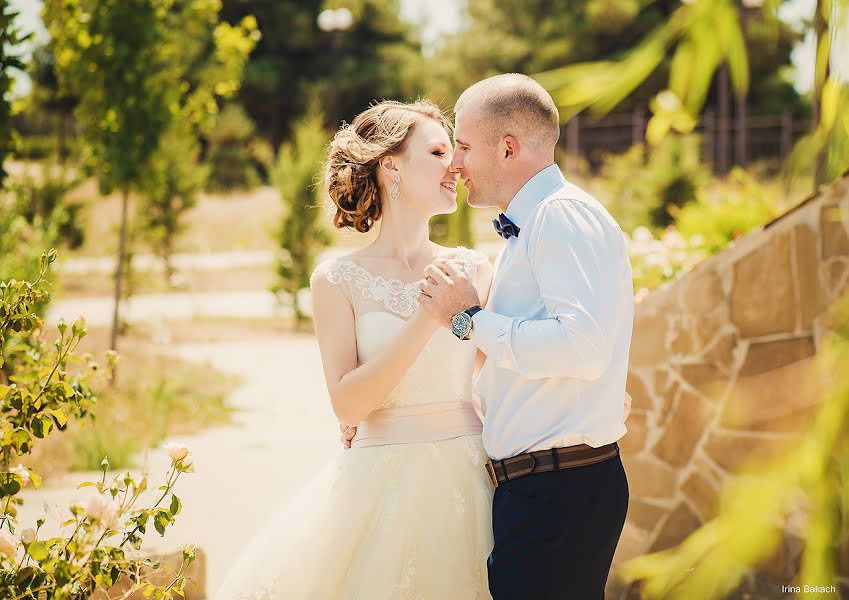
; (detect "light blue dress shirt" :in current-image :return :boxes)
[471,164,633,460]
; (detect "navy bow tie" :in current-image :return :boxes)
[493,213,520,239]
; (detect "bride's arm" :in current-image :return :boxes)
[310,269,440,427]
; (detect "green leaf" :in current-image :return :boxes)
[26,541,49,561]
[170,494,181,516]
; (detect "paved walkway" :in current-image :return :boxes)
[19,334,341,594]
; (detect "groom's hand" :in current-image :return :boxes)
[339,422,356,450]
[416,258,481,327]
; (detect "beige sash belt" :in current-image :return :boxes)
[351,401,483,448]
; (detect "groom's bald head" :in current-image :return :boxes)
[455,74,560,153]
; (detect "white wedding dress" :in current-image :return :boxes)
[214,246,495,600]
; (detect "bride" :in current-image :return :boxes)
[215,99,496,599]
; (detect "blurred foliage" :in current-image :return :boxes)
[16,45,80,165]
[204,103,266,191]
[599,134,711,232]
[0,251,199,597]
[534,0,847,188]
[626,226,706,294]
[10,165,86,251]
[534,0,787,130]
[0,1,29,189]
[621,284,849,598]
[673,168,781,254]
[0,201,55,287]
[43,0,177,196]
[137,127,209,284]
[272,104,334,326]
[430,180,474,248]
[220,0,426,148]
[431,0,801,117]
[787,77,849,188]
[135,1,258,282]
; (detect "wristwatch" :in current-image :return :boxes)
[451,306,482,340]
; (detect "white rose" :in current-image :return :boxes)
[0,529,17,557]
[180,452,197,473]
[11,464,30,487]
[86,494,120,527]
[163,442,191,461]
[20,528,36,544]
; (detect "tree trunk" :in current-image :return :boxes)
[110,186,131,354]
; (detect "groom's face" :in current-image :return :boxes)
[452,107,500,209]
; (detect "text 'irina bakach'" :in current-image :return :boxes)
[781,584,839,594]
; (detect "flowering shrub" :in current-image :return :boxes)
[626,226,707,301]
[1,250,196,599]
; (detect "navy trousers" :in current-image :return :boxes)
[487,453,629,600]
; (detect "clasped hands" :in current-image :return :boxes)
[339,257,479,448]
[337,257,635,448]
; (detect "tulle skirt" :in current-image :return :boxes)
[214,435,495,600]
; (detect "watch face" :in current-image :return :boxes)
[451,312,472,337]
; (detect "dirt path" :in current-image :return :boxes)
[19,332,341,594]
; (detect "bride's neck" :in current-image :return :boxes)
[369,217,435,270]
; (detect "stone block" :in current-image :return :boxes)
[631,308,670,367]
[682,266,725,316]
[738,336,815,377]
[730,232,797,337]
[627,497,669,532]
[720,355,821,433]
[650,388,713,468]
[680,470,720,521]
[678,361,727,402]
[620,411,649,455]
[669,316,698,357]
[700,329,739,375]
[703,431,797,473]
[626,370,653,411]
[649,502,702,552]
[794,224,828,329]
[821,202,849,260]
[827,258,849,299]
[622,454,679,500]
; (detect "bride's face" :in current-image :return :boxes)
[389,117,458,216]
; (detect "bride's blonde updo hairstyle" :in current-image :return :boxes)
[325,100,452,233]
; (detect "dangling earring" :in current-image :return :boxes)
[390,175,401,201]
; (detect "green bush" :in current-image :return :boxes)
[272,104,333,325]
[599,134,711,233]
[203,103,266,191]
[673,168,781,254]
[0,195,56,287]
[10,164,85,250]
[1,251,197,597]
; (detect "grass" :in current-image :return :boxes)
[27,323,240,477]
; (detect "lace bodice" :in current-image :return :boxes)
[311,246,489,409]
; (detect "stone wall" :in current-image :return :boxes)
[612,174,849,598]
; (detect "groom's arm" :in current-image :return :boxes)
[470,197,630,381]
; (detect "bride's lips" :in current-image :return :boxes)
[440,181,457,193]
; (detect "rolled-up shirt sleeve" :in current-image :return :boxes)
[470,197,627,380]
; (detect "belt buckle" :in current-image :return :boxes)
[485,460,499,489]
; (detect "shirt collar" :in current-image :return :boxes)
[504,164,565,229]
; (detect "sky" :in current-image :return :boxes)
[9,0,831,99]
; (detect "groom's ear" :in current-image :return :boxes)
[503,135,520,161]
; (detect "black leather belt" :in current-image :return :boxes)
[485,443,620,488]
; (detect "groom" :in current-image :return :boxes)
[417,74,633,599]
